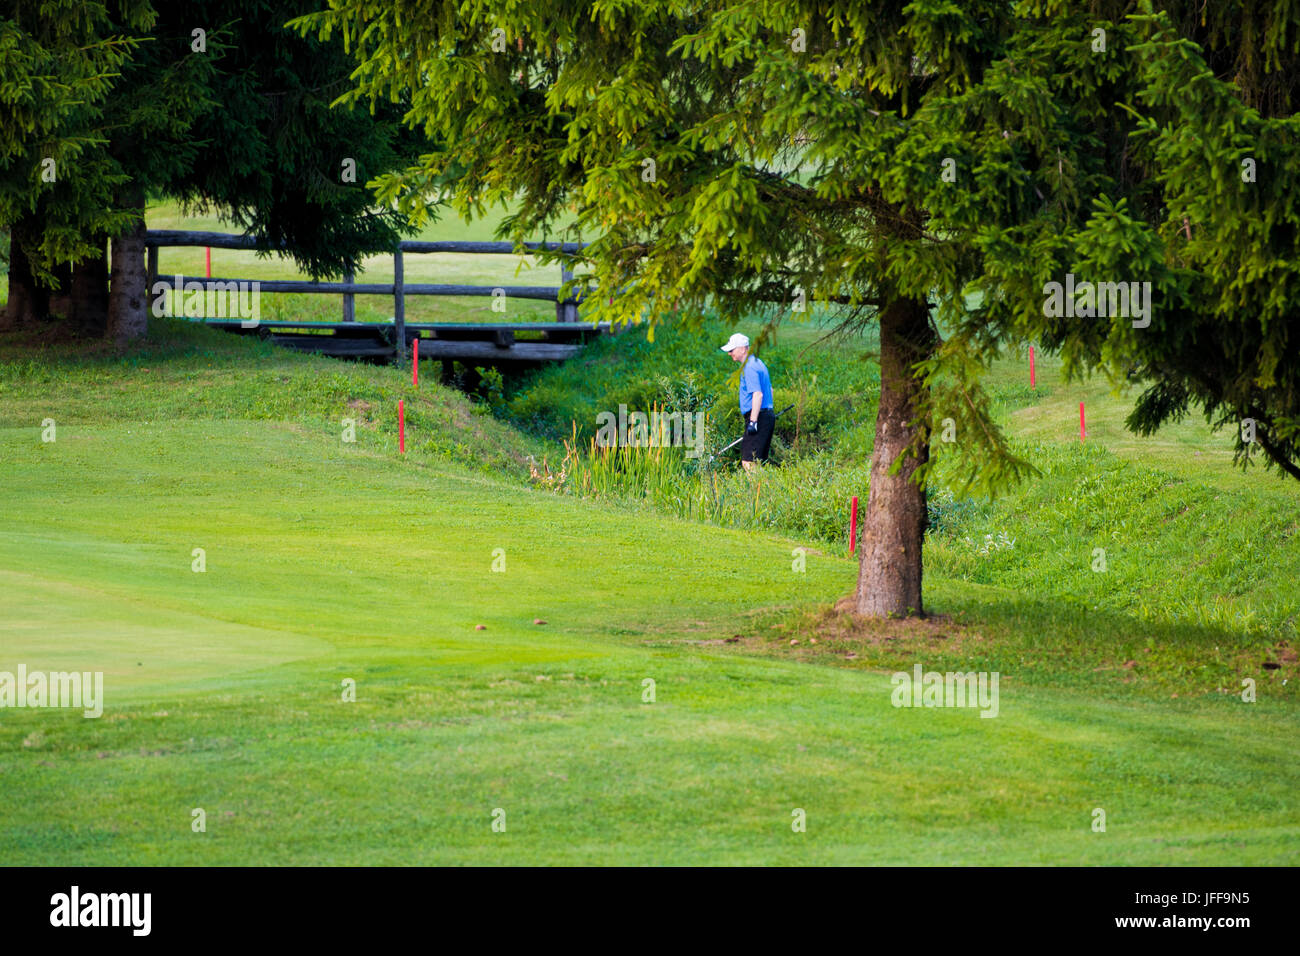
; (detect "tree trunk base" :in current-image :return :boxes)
[4,212,49,330]
[107,198,148,347]
[69,238,110,335]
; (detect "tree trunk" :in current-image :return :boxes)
[854,294,937,618]
[107,197,148,346]
[68,236,110,334]
[47,262,73,319]
[3,212,49,330]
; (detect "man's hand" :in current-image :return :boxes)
[746,420,758,435]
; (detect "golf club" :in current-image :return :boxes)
[716,403,795,456]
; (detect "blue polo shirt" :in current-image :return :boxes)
[739,355,774,415]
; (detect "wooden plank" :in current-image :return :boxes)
[342,267,355,322]
[410,321,608,333]
[182,275,393,295]
[202,322,380,337]
[270,336,394,357]
[200,318,609,333]
[399,240,585,255]
[416,340,581,361]
[393,248,406,363]
[146,230,269,249]
[402,283,563,300]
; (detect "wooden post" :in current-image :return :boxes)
[146,245,159,314]
[393,247,406,363]
[557,266,576,322]
[342,267,355,322]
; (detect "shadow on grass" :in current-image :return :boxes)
[744,586,1297,700]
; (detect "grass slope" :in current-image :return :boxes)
[0,324,1297,864]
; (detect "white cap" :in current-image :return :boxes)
[719,333,749,353]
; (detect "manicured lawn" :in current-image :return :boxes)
[1,326,1296,864]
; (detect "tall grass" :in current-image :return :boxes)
[529,413,872,551]
[512,314,882,547]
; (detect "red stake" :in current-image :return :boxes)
[399,399,406,453]
[1079,401,1086,441]
[1029,346,1036,388]
[412,338,419,388]
[850,496,859,554]
[205,246,211,278]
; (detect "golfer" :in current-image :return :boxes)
[720,332,775,471]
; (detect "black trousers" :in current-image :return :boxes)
[740,407,776,462]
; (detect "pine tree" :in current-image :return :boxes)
[102,0,423,342]
[0,0,149,330]
[304,0,1300,615]
[161,0,423,281]
[3,0,423,342]
[906,1,1300,480]
[299,0,1030,617]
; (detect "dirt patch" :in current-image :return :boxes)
[743,594,983,664]
[641,597,988,668]
[347,399,372,412]
[1263,640,1298,670]
[819,595,973,644]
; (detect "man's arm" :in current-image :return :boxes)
[744,362,762,424]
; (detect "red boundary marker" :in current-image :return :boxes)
[205,246,211,278]
[399,399,406,453]
[1029,346,1036,388]
[1079,401,1086,441]
[850,496,859,554]
[412,338,419,388]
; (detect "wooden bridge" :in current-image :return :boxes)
[145,230,609,368]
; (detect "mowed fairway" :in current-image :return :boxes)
[1,349,1298,864]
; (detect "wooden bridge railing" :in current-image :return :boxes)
[144,230,586,361]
